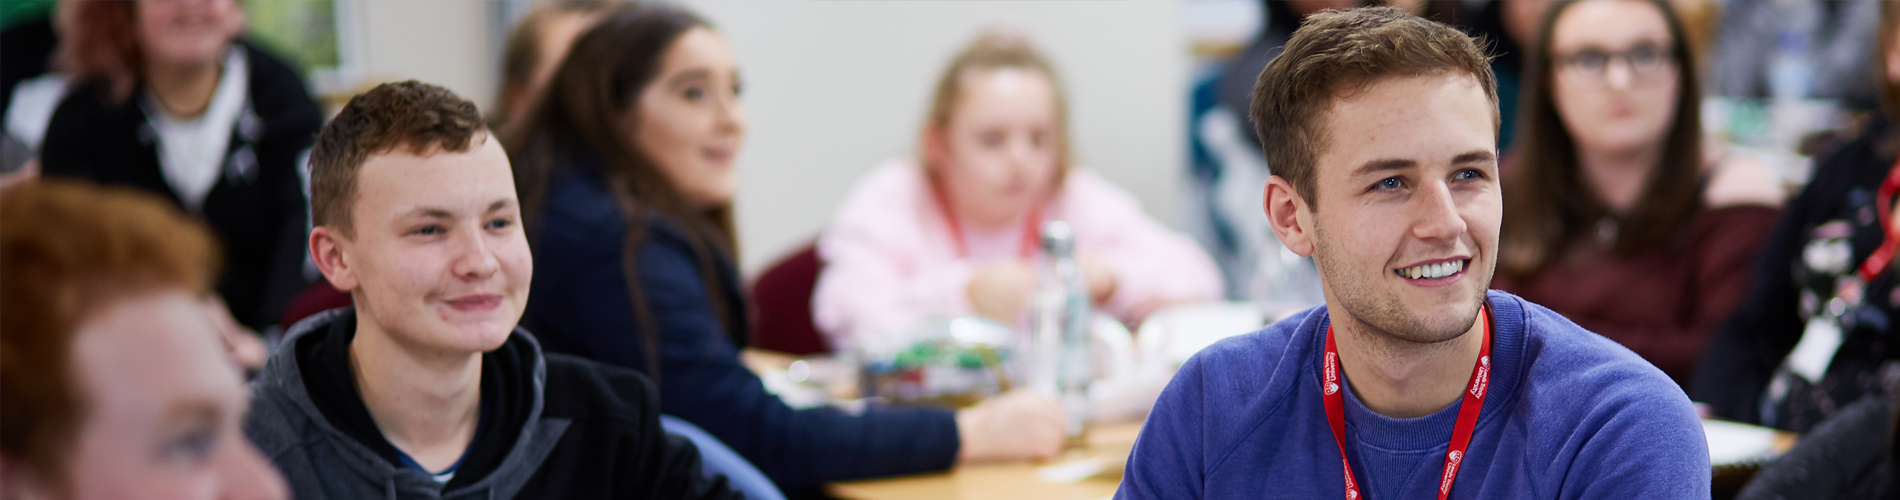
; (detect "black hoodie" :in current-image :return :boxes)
[246,308,741,500]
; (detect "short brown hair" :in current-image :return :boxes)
[1250,6,1498,208]
[310,80,487,237]
[0,181,219,488]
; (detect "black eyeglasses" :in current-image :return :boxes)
[1556,43,1676,85]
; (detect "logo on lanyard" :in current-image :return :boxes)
[1324,305,1492,500]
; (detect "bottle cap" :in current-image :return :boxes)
[1041,220,1075,256]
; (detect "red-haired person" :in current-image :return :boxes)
[0,181,287,500]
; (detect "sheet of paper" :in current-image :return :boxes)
[1785,317,1844,382]
[1703,419,1780,466]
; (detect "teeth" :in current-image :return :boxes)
[1400,260,1463,279]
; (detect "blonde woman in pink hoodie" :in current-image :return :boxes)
[813,31,1222,354]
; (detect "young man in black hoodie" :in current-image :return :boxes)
[244,80,738,499]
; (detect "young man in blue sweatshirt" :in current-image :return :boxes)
[1119,7,1710,500]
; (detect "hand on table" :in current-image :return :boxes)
[967,259,1036,322]
[1077,255,1117,306]
[954,389,1065,463]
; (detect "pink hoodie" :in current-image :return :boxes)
[813,159,1223,353]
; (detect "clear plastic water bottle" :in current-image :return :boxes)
[1030,220,1092,447]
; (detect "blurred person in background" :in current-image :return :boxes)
[247,80,739,500]
[491,0,618,138]
[813,30,1221,354]
[0,180,287,500]
[1491,0,1781,388]
[506,4,1066,496]
[1710,0,1881,110]
[1,0,73,176]
[1694,0,1900,434]
[495,4,785,499]
[37,0,322,348]
[1188,0,1362,302]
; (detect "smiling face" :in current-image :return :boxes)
[630,27,745,209]
[928,67,1063,230]
[1274,73,1500,343]
[135,0,243,69]
[59,290,285,500]
[317,138,532,355]
[1548,0,1680,157]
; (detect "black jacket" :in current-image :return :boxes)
[246,308,740,500]
[1694,117,1900,429]
[523,159,961,491]
[39,40,319,331]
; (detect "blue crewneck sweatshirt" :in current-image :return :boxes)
[1119,290,1709,499]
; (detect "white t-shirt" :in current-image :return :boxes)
[143,47,248,210]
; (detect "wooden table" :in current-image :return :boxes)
[828,422,1141,500]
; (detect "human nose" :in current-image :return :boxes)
[218,441,288,500]
[1410,180,1467,242]
[450,225,501,280]
[1605,57,1634,91]
[715,88,745,138]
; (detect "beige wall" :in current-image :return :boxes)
[348,0,1189,275]
[355,0,495,108]
[688,1,1187,273]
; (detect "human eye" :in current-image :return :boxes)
[485,217,513,231]
[1371,177,1405,191]
[731,80,744,98]
[1454,169,1485,181]
[683,86,706,101]
[160,427,219,465]
[410,224,445,236]
[1570,50,1610,72]
[1627,44,1665,67]
[979,130,1006,148]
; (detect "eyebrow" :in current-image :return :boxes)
[1451,150,1497,166]
[161,399,222,429]
[1351,158,1417,177]
[400,206,455,219]
[665,68,713,88]
[486,199,515,213]
[1350,150,1497,177]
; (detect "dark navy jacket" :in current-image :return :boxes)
[523,159,960,490]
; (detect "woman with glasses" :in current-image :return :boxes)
[1492,0,1782,388]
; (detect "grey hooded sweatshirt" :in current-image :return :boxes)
[245,307,739,500]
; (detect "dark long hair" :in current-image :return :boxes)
[505,3,739,385]
[1500,0,1703,276]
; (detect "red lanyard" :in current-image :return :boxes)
[1322,305,1492,500]
[929,176,1043,259]
[1857,159,1900,283]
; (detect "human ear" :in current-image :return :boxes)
[308,226,360,292]
[1264,176,1316,257]
[921,126,953,174]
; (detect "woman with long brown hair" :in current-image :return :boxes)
[505,3,1064,494]
[1493,0,1781,387]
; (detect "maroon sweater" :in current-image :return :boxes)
[1493,205,1780,387]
